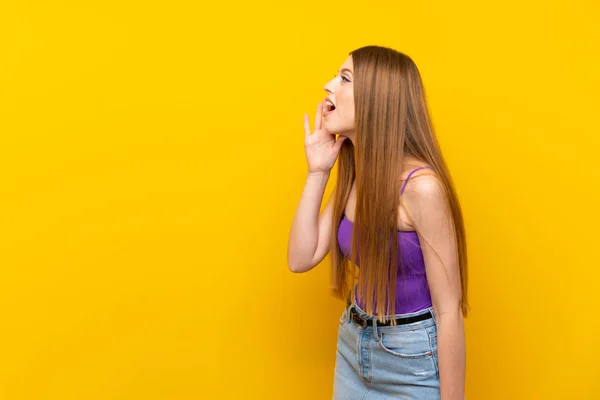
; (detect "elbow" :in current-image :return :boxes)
[288,264,302,273]
[433,303,464,322]
[287,247,308,273]
[287,260,307,273]
[287,255,313,273]
[287,258,298,273]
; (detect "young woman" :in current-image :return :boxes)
[287,45,468,400]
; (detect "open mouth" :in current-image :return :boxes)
[325,99,336,113]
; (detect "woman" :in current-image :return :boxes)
[287,45,468,400]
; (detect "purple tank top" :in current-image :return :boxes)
[337,166,434,315]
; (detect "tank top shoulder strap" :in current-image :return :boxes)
[400,165,434,195]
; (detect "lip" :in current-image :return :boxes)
[323,97,336,116]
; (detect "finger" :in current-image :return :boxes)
[304,114,311,138]
[315,100,323,131]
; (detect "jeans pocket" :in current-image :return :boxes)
[378,327,433,359]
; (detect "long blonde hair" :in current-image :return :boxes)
[329,45,469,321]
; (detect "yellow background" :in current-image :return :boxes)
[1,1,598,399]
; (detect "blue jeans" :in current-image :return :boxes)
[332,300,440,399]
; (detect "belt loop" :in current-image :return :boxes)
[345,296,351,324]
[345,303,351,324]
[429,307,437,325]
[372,316,380,342]
[345,304,350,325]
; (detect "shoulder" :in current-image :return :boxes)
[401,163,437,183]
[401,162,441,194]
[401,169,449,219]
[404,171,444,197]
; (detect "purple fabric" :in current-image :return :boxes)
[337,166,434,315]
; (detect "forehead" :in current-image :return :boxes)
[340,55,353,72]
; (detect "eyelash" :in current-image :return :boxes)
[334,74,351,83]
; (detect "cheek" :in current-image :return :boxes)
[341,99,354,121]
[339,91,354,119]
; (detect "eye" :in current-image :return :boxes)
[333,74,351,83]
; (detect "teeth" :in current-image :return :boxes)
[325,100,335,110]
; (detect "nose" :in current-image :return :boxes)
[324,80,334,95]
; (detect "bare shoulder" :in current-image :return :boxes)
[396,164,444,230]
[400,168,448,221]
[403,170,444,197]
[401,163,437,181]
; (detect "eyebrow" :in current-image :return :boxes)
[339,68,353,75]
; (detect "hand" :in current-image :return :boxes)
[303,100,347,174]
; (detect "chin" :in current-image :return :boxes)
[323,121,340,135]
[328,127,351,138]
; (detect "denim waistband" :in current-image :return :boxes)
[345,298,437,332]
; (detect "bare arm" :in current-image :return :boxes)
[287,171,335,273]
[287,101,346,273]
[407,175,466,400]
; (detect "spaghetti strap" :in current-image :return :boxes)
[400,165,434,195]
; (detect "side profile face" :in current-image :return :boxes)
[323,55,355,138]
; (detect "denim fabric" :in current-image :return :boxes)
[332,300,440,399]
